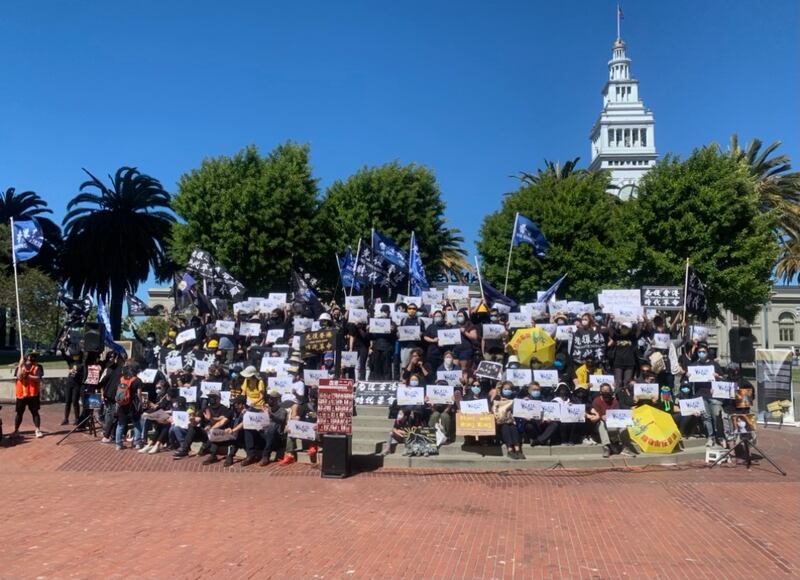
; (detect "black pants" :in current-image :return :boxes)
[180,423,208,453]
[63,378,81,422]
[14,397,41,432]
[357,347,369,381]
[530,421,574,445]
[370,350,392,381]
[498,423,520,447]
[244,424,284,459]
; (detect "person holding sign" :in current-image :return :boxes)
[671,385,701,439]
[608,320,641,388]
[453,308,479,372]
[237,366,266,409]
[397,303,426,369]
[422,309,449,374]
[346,314,370,381]
[242,390,288,467]
[401,349,430,386]
[688,343,724,447]
[493,383,525,460]
[367,305,396,381]
[480,307,508,364]
[281,386,319,464]
[587,383,629,458]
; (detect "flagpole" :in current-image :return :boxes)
[370,227,375,305]
[682,257,690,333]
[474,255,486,305]
[503,212,519,295]
[9,218,25,359]
[350,239,362,296]
[408,231,414,296]
[334,252,343,303]
[616,3,621,40]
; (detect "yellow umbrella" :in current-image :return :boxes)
[507,327,556,366]
[627,405,681,454]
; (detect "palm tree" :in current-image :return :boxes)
[727,135,800,241]
[515,157,585,185]
[62,167,175,339]
[0,187,62,274]
[438,227,473,284]
[775,241,800,282]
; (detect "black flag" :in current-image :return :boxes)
[292,268,325,318]
[685,266,709,322]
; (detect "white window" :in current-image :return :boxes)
[779,313,795,343]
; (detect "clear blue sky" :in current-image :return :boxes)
[1,1,798,274]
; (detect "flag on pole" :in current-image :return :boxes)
[292,268,325,318]
[408,232,429,296]
[618,3,624,19]
[685,266,709,322]
[372,230,408,270]
[481,279,517,309]
[126,293,152,316]
[536,274,567,303]
[338,247,361,292]
[96,295,127,355]
[511,213,549,257]
[12,219,44,262]
[354,244,398,288]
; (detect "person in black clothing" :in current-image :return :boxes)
[608,320,641,388]
[422,310,448,374]
[199,392,236,465]
[99,352,123,443]
[347,318,370,381]
[60,349,85,426]
[222,395,250,467]
[114,361,143,450]
[131,325,159,369]
[241,390,288,467]
[368,305,396,380]
[398,303,426,368]
[401,348,430,385]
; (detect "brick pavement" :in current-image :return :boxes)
[0,403,798,580]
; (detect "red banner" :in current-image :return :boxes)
[317,378,354,435]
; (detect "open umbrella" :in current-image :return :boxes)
[507,326,556,366]
[627,405,681,454]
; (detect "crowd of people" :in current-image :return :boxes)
[6,291,756,463]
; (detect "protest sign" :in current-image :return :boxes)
[345,295,365,309]
[403,295,423,307]
[243,411,270,430]
[540,402,562,422]
[446,285,469,300]
[397,325,421,341]
[348,308,368,324]
[373,302,394,315]
[193,359,210,377]
[513,399,542,420]
[238,322,261,337]
[652,333,671,350]
[233,300,255,315]
[589,375,616,391]
[287,420,317,441]
[303,369,329,387]
[687,365,715,382]
[200,381,223,397]
[641,286,683,310]
[420,316,433,328]
[293,317,313,333]
[445,311,457,325]
[265,329,285,344]
[633,383,659,400]
[142,408,170,423]
[317,379,354,434]
[166,356,183,374]
[539,323,556,336]
[492,303,511,314]
[561,404,586,423]
[396,386,425,406]
[520,303,547,320]
[178,386,196,403]
[391,312,404,325]
[506,368,533,387]
[176,328,196,346]
[436,370,462,385]
[437,328,461,346]
[605,409,634,429]
[85,364,101,386]
[426,384,454,404]
[755,349,795,423]
[369,318,391,334]
[301,329,337,355]
[555,325,575,341]
[260,355,286,373]
[340,350,358,368]
[220,391,231,407]
[455,412,495,436]
[548,300,568,314]
[679,397,705,417]
[354,381,398,406]
[598,289,642,316]
[460,399,489,414]
[171,411,190,429]
[268,292,287,307]
[507,312,530,329]
[215,320,236,335]
[421,290,443,304]
[711,381,736,399]
[475,360,504,381]
[689,325,709,341]
[207,428,236,443]
[533,370,559,387]
[481,324,505,340]
[138,368,158,384]
[267,376,294,394]
[571,329,606,362]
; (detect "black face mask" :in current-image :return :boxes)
[602,393,614,401]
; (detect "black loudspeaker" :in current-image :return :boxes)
[84,322,105,353]
[321,434,351,479]
[729,327,755,363]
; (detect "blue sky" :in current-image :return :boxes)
[1,0,798,281]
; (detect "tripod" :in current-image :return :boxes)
[56,406,100,446]
[708,433,786,476]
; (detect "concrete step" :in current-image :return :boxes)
[352,415,394,428]
[354,405,391,418]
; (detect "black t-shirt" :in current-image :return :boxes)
[611,328,638,368]
[398,316,426,348]
[347,322,370,351]
[205,403,234,426]
[480,323,504,354]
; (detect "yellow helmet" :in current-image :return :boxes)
[207,339,219,349]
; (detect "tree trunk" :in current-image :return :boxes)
[110,285,124,340]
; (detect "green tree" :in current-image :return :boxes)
[775,240,800,282]
[0,265,62,350]
[628,146,779,321]
[126,315,170,343]
[170,143,321,293]
[0,187,62,276]
[62,167,175,339]
[477,166,632,301]
[317,161,463,288]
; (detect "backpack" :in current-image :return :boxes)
[115,376,136,406]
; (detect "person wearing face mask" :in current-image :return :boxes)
[114,361,144,451]
[570,385,596,445]
[398,303,426,370]
[453,308,479,372]
[402,349,430,386]
[689,343,724,447]
[347,312,370,381]
[493,382,525,460]
[587,383,625,458]
[367,304,396,381]
[426,380,454,443]
[99,352,124,444]
[459,378,490,445]
[139,380,175,455]
[131,324,160,370]
[437,351,457,373]
[571,313,606,369]
[521,383,554,447]
[423,310,448,374]
[645,315,681,388]
[607,319,641,389]
[480,308,508,364]
[573,354,603,392]
[59,348,85,426]
[672,382,701,438]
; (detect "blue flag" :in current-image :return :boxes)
[11,219,44,262]
[408,232,429,296]
[372,230,408,270]
[537,274,567,303]
[481,279,517,308]
[96,295,127,356]
[338,248,361,291]
[511,213,549,257]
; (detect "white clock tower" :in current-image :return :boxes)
[589,13,657,200]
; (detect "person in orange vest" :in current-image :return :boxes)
[13,352,44,438]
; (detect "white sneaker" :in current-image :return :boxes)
[35,430,44,438]
[138,444,152,454]
[705,437,714,447]
[148,443,162,454]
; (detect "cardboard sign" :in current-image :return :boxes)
[142,408,170,423]
[633,383,659,400]
[396,386,425,406]
[215,320,236,335]
[513,399,543,420]
[303,369,329,387]
[397,325,421,341]
[238,322,261,337]
[679,397,705,417]
[445,311,457,325]
[520,303,548,320]
[460,399,489,414]
[233,300,255,315]
[301,329,336,355]
[437,328,461,346]
[426,384,454,404]
[548,300,568,314]
[455,412,495,436]
[689,325,709,342]
[243,411,270,430]
[482,324,505,340]
[369,318,391,334]
[540,402,562,422]
[317,378,354,435]
[447,285,469,300]
[345,295,365,309]
[220,391,231,407]
[475,360,503,381]
[589,375,616,391]
[171,411,190,429]
[507,312,530,329]
[138,369,158,384]
[293,318,313,333]
[287,419,317,441]
[166,356,183,374]
[533,370,559,387]
[200,381,223,397]
[265,329,285,344]
[605,409,634,429]
[421,290,443,304]
[260,355,286,373]
[561,404,586,423]
[178,386,197,403]
[354,381,398,406]
[436,370,462,385]
[348,308,368,324]
[711,381,735,399]
[652,333,671,349]
[506,368,533,387]
[193,359,210,377]
[340,351,358,368]
[176,328,197,346]
[207,428,236,443]
[85,364,101,385]
[688,365,715,382]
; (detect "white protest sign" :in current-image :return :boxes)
[506,368,533,387]
[555,325,575,341]
[633,383,659,400]
[254,298,278,314]
[243,411,270,430]
[404,295,423,307]
[265,329,285,344]
[690,325,709,341]
[679,397,705,417]
[711,381,736,399]
[207,428,236,443]
[548,300,569,314]
[482,324,505,340]
[200,381,223,397]
[388,311,403,326]
[193,359,210,377]
[396,386,425,406]
[421,290,443,304]
[445,311,457,325]
[311,321,321,332]
[293,318,313,333]
[426,384,454,404]
[513,399,542,420]
[437,328,461,346]
[233,301,255,315]
[652,333,671,350]
[373,302,394,315]
[605,409,634,429]
[287,419,317,441]
[142,409,170,424]
[238,322,262,337]
[171,411,190,429]
[178,386,197,403]
[345,295,365,309]
[520,303,548,320]
[539,323,556,336]
[268,376,294,395]
[369,318,391,334]
[175,328,196,346]
[166,356,183,374]
[397,325,421,341]
[268,292,287,307]
[348,308,368,324]
[688,365,715,382]
[507,312,530,329]
[540,402,562,422]
[589,375,616,391]
[492,303,511,314]
[460,399,489,414]
[303,369,329,387]
[561,404,586,423]
[436,370,462,385]
[220,391,231,407]
[420,316,433,328]
[447,285,469,300]
[260,356,286,374]
[340,351,358,368]
[533,370,559,387]
[469,297,482,309]
[215,320,236,335]
[138,369,158,384]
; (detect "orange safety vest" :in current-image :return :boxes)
[15,363,42,399]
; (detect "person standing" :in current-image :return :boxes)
[61,349,85,426]
[13,352,44,438]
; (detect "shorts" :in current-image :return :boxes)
[16,396,41,414]
[453,350,474,361]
